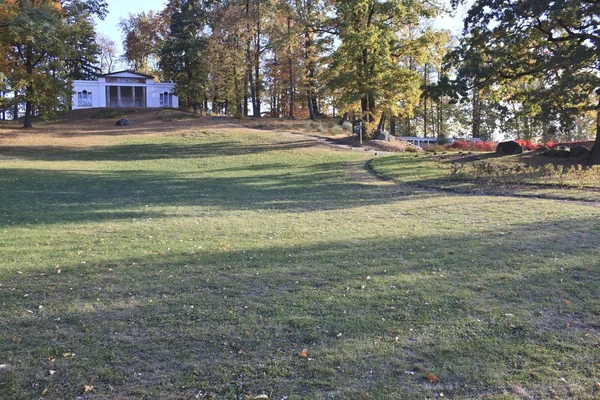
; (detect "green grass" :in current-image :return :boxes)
[1,126,600,399]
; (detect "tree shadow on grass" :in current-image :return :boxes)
[0,162,420,227]
[1,216,599,398]
[0,139,322,162]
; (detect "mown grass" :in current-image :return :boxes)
[1,119,600,399]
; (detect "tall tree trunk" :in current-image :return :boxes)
[23,60,33,130]
[589,97,600,165]
[472,87,481,138]
[23,98,33,128]
[423,63,428,138]
[339,112,348,126]
[246,0,257,118]
[254,0,261,117]
[13,90,19,120]
[377,112,386,132]
[305,30,316,121]
[391,116,396,136]
[287,16,295,120]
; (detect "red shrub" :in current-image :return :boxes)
[448,140,497,152]
[514,139,539,151]
[450,140,470,151]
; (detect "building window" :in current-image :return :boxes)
[77,90,92,107]
[160,92,173,107]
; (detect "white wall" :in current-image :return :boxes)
[72,81,106,110]
[72,79,177,110]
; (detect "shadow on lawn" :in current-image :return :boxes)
[1,217,599,398]
[0,139,321,162]
[0,161,417,227]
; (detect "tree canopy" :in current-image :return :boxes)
[452,0,600,162]
[0,0,107,127]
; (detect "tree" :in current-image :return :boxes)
[97,33,117,73]
[327,0,444,135]
[0,0,106,128]
[160,0,211,112]
[120,10,166,75]
[455,0,600,163]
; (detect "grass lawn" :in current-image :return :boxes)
[1,111,600,399]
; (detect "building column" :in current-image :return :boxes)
[132,86,136,107]
[117,86,121,108]
[106,86,110,107]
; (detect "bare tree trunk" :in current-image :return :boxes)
[377,112,386,132]
[589,97,600,165]
[472,87,481,138]
[305,31,316,121]
[287,16,295,120]
[23,97,33,128]
[254,0,261,117]
[423,63,428,138]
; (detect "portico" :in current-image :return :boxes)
[72,71,178,110]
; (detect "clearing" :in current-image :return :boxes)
[1,109,599,399]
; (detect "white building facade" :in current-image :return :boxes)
[72,71,179,110]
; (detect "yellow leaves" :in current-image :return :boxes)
[426,373,439,383]
[299,348,308,358]
[82,384,94,393]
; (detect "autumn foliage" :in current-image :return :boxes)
[448,140,498,152]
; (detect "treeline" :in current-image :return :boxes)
[113,0,597,145]
[1,0,598,159]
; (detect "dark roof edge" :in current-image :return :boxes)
[98,70,155,79]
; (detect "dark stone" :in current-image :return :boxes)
[496,140,523,155]
[552,145,571,158]
[533,145,552,155]
[116,118,131,126]
[373,131,395,142]
[569,144,591,158]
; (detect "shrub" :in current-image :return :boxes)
[447,140,497,152]
[447,159,600,189]
[514,139,539,151]
[342,121,353,133]
[330,125,343,135]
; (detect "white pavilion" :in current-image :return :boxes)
[72,71,178,110]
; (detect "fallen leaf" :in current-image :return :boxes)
[83,385,94,393]
[300,349,308,358]
[42,388,49,395]
[49,370,56,375]
[426,373,439,383]
[63,352,75,358]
